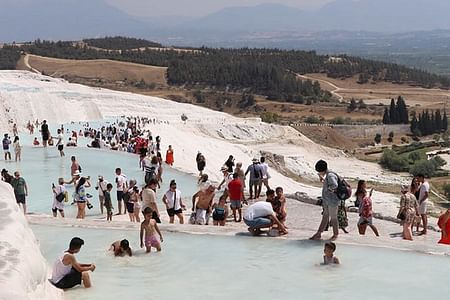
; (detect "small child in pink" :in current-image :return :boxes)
[140,207,163,253]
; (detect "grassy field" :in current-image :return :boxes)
[18,54,168,86]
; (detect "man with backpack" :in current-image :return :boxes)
[3,133,11,161]
[310,160,350,241]
[245,158,263,200]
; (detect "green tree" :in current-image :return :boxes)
[409,160,436,177]
[382,108,390,124]
[380,149,409,172]
[389,98,399,124]
[374,133,382,144]
[387,131,394,143]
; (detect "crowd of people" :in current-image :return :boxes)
[2,119,450,292]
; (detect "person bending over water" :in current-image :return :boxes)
[322,242,340,265]
[140,208,163,253]
[51,237,96,289]
[243,200,287,236]
[110,239,132,257]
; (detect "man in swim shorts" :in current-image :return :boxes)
[192,184,215,225]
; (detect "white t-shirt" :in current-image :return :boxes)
[56,133,64,146]
[141,187,156,211]
[116,174,127,191]
[419,181,430,202]
[244,201,274,221]
[165,189,182,210]
[260,163,270,179]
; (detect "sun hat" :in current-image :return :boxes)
[73,170,82,176]
[220,165,228,171]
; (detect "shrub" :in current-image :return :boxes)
[374,133,382,144]
[380,149,409,172]
[432,155,447,168]
[330,116,345,124]
[442,184,450,200]
[305,115,321,124]
[409,160,436,177]
[408,151,423,162]
[261,112,279,123]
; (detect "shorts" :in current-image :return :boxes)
[195,208,208,225]
[167,207,183,217]
[58,145,64,151]
[250,179,261,186]
[3,149,10,154]
[145,234,160,248]
[358,216,373,226]
[244,217,271,229]
[52,207,64,213]
[117,191,124,202]
[230,200,241,209]
[213,212,225,221]
[419,200,428,215]
[126,202,134,213]
[15,194,26,204]
[54,268,82,289]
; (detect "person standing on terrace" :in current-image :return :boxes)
[11,171,28,214]
[41,120,50,147]
[310,160,340,241]
[416,174,429,235]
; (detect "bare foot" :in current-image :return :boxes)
[309,233,321,240]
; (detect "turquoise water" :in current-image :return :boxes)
[32,225,450,300]
[0,134,198,218]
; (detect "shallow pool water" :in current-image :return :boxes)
[32,225,450,300]
[0,138,198,218]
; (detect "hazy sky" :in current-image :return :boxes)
[104,0,335,17]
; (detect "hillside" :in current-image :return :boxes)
[4,40,449,98]
[17,54,167,86]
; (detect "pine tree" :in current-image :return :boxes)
[442,110,448,132]
[435,110,442,132]
[396,96,409,124]
[383,107,390,124]
[410,113,418,133]
[389,98,399,124]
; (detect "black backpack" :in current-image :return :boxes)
[329,172,352,201]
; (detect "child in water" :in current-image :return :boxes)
[322,242,340,265]
[110,239,132,257]
[140,207,163,253]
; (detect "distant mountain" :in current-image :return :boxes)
[175,0,450,34]
[2,0,450,44]
[0,0,148,42]
[178,4,304,33]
